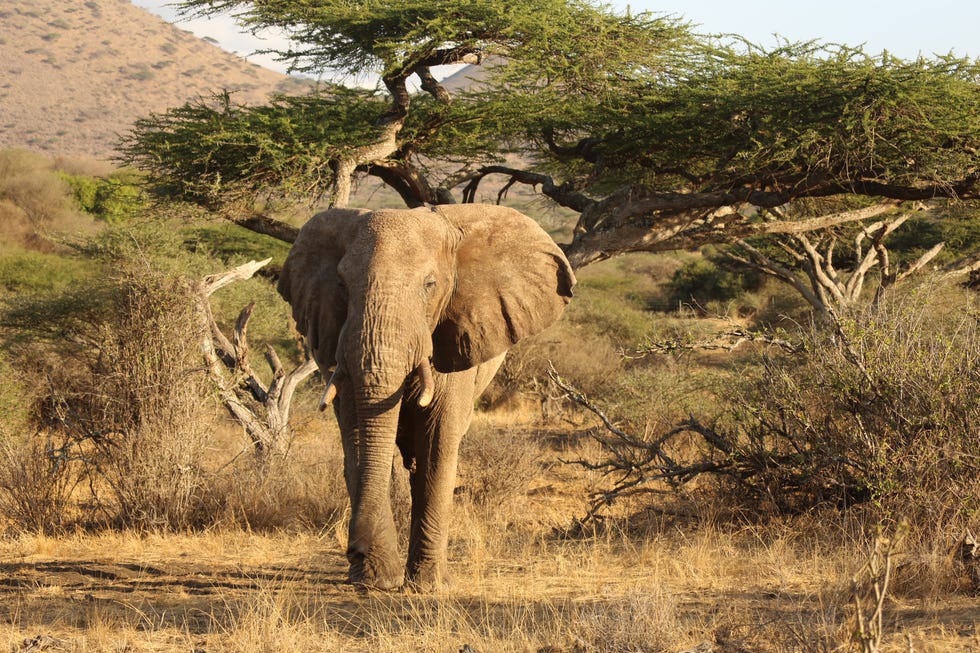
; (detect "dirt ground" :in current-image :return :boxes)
[0,416,977,652]
[0,516,977,651]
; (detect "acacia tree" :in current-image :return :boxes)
[121,4,980,274]
[116,2,980,525]
[470,42,980,267]
[121,0,684,235]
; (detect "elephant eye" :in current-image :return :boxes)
[423,274,437,291]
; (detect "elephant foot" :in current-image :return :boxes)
[405,559,451,591]
[348,551,404,591]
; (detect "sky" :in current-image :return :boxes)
[132,0,980,77]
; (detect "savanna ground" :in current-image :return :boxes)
[1,150,979,652]
[1,409,978,653]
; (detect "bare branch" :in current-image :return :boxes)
[197,259,316,456]
[565,197,900,268]
[202,258,272,297]
[897,242,944,284]
[463,166,594,213]
[730,239,825,312]
[224,212,298,244]
[414,65,452,104]
[547,363,746,524]
[940,252,980,282]
[631,324,806,357]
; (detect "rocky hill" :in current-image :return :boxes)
[0,0,306,161]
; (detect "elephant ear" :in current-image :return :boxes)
[431,205,576,373]
[277,208,367,367]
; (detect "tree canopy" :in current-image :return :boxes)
[120,1,980,270]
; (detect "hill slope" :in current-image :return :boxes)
[0,0,305,160]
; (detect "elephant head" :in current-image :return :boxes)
[278,204,575,589]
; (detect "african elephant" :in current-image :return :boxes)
[277,204,575,590]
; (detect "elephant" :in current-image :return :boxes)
[277,203,575,590]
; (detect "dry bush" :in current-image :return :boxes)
[50,154,116,178]
[458,421,545,512]
[213,453,349,532]
[0,431,76,534]
[490,322,623,412]
[0,149,94,249]
[560,280,980,549]
[15,266,217,530]
[80,268,213,529]
[0,199,34,249]
[737,283,980,526]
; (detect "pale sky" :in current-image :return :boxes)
[132,0,979,77]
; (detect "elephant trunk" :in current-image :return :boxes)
[347,387,404,588]
[342,298,429,588]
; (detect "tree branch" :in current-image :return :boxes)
[222,212,298,244]
[463,165,594,213]
[198,259,317,455]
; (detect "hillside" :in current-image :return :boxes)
[0,0,307,161]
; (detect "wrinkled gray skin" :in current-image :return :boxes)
[278,204,575,590]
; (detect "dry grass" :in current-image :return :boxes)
[0,407,976,652]
[0,514,975,652]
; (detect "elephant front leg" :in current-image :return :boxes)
[404,384,478,589]
[404,358,505,589]
[406,438,459,590]
[339,388,405,590]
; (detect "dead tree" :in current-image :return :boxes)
[548,363,870,527]
[728,207,945,318]
[547,366,737,526]
[198,259,317,456]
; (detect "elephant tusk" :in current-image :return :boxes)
[319,368,340,411]
[415,359,435,407]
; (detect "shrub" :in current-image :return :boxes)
[0,216,320,532]
[5,265,215,530]
[564,281,980,535]
[458,421,544,511]
[78,268,212,529]
[738,285,980,523]
[0,149,87,248]
[666,253,761,309]
[60,171,145,223]
[0,430,76,534]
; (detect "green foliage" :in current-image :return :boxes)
[60,171,145,224]
[0,249,98,294]
[119,89,385,207]
[128,0,980,245]
[62,173,98,213]
[887,204,980,266]
[177,0,680,78]
[541,43,980,198]
[666,254,761,308]
[124,1,687,210]
[565,256,664,347]
[183,223,292,266]
[571,282,980,531]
